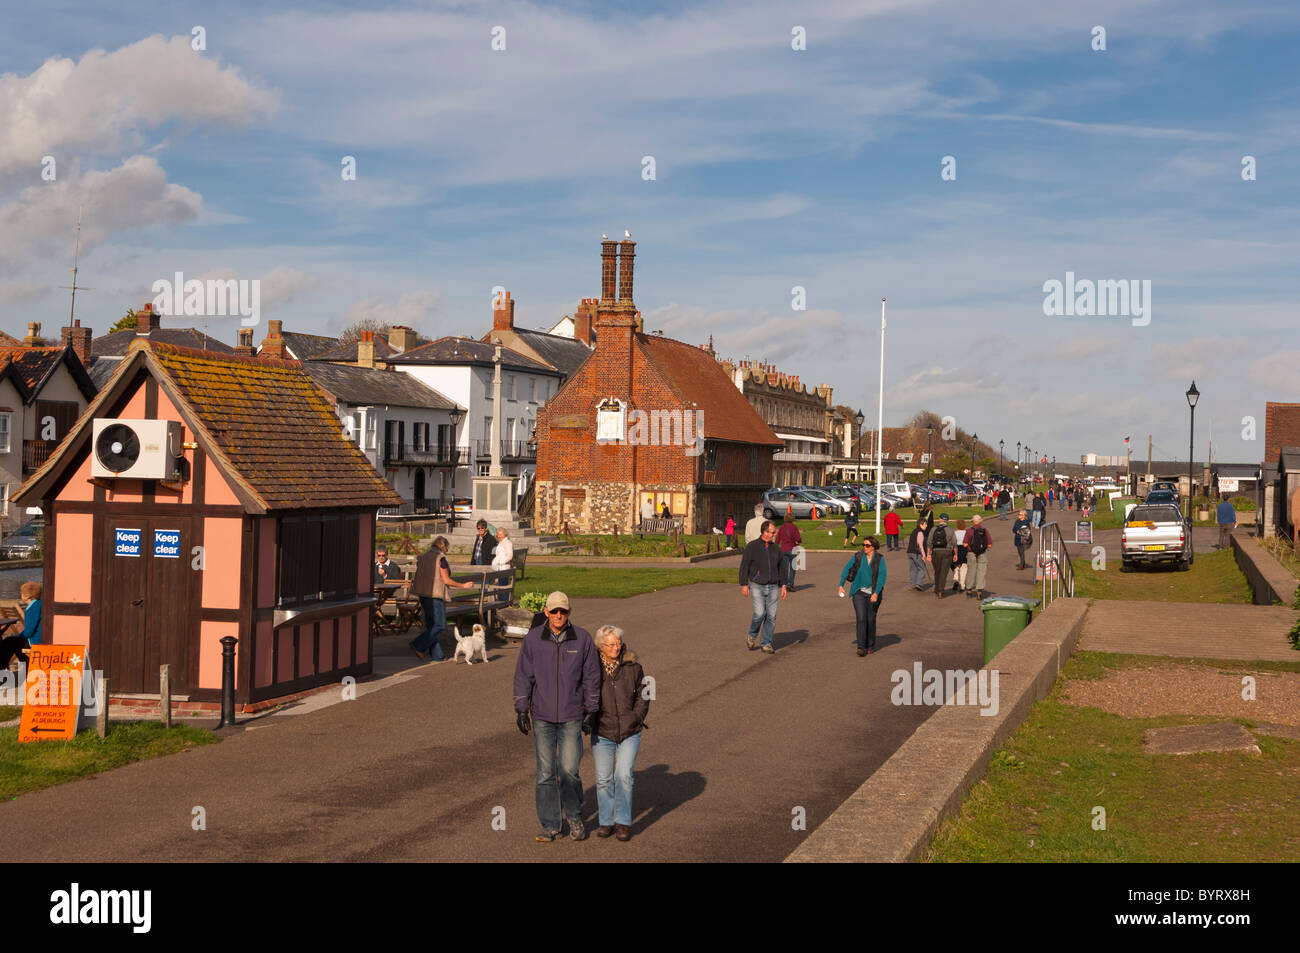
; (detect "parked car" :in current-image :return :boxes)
[924,481,958,502]
[1143,489,1178,505]
[801,488,852,515]
[1121,503,1192,571]
[1,523,42,558]
[441,498,473,521]
[763,488,833,519]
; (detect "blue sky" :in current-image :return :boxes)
[2,0,1297,466]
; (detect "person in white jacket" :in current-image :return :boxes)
[491,527,515,571]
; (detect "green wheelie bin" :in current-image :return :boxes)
[980,595,1040,664]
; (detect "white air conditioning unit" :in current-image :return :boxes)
[90,419,184,480]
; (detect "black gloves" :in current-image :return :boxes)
[516,711,531,735]
[582,712,598,736]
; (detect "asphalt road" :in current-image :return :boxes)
[1,536,1040,863]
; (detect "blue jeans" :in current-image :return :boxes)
[533,719,584,833]
[851,590,880,651]
[1031,510,1041,528]
[748,582,780,647]
[781,551,796,587]
[410,597,445,660]
[999,503,1010,520]
[593,733,642,826]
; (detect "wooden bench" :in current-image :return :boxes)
[446,569,517,632]
[638,517,685,537]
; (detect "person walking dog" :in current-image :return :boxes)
[839,537,887,656]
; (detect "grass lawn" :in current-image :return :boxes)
[925,652,1300,861]
[0,705,20,722]
[1046,547,1253,604]
[514,565,735,599]
[1,721,218,800]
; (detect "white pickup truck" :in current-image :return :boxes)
[1120,502,1193,571]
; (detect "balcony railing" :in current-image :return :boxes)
[382,444,468,467]
[23,440,51,474]
[474,439,536,461]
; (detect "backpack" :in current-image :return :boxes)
[930,525,949,549]
[969,527,989,554]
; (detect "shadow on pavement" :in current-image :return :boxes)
[773,629,810,650]
[578,762,707,834]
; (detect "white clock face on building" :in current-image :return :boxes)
[596,400,625,442]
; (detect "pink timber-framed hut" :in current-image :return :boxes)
[14,339,403,712]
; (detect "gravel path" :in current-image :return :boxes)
[1063,665,1300,724]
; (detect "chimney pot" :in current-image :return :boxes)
[617,238,636,303]
[493,290,516,332]
[600,239,618,300]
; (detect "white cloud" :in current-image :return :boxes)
[645,302,848,366]
[0,34,278,175]
[0,156,201,270]
[1246,351,1300,396]
[1152,336,1250,380]
[335,291,442,333]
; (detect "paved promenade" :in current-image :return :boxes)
[0,542,1042,863]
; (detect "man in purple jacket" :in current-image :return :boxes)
[513,590,602,842]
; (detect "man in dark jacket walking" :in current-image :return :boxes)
[513,591,601,842]
[739,521,787,654]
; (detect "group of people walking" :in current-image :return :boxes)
[905,513,995,599]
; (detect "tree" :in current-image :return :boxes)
[339,320,431,346]
[938,449,973,474]
[109,308,140,334]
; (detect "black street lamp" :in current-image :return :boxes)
[970,432,978,477]
[855,408,865,479]
[1016,441,1021,477]
[1187,381,1199,541]
[999,439,1004,477]
[927,425,934,477]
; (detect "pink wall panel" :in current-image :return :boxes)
[203,467,241,507]
[52,615,90,650]
[276,628,295,683]
[338,615,353,668]
[200,518,242,609]
[256,517,277,608]
[61,454,95,502]
[254,621,273,688]
[318,623,333,672]
[354,610,369,664]
[298,626,315,677]
[54,513,93,603]
[198,621,239,690]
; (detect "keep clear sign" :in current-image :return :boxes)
[18,646,92,742]
[115,527,142,556]
[154,529,181,558]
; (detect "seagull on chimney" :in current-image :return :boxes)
[624,230,631,239]
[602,234,607,240]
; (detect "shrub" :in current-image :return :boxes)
[519,591,547,612]
[1229,495,1256,511]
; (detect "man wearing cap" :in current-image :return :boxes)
[512,591,601,843]
[929,513,955,599]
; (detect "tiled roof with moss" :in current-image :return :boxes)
[147,342,402,510]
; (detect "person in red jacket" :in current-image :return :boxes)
[776,513,802,588]
[883,509,902,551]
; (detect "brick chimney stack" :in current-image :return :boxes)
[492,291,515,332]
[136,303,160,335]
[259,319,285,359]
[357,330,375,369]
[234,327,256,356]
[600,238,618,301]
[61,320,92,365]
[23,321,43,347]
[617,236,636,304]
[574,298,596,346]
[389,325,417,352]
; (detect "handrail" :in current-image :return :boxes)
[1036,521,1075,609]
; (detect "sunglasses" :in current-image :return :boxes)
[547,607,569,615]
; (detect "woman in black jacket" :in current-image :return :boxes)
[591,625,650,841]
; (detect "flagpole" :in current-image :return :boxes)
[875,297,885,535]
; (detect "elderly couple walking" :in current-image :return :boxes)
[513,592,650,843]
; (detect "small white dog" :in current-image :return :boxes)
[453,623,488,665]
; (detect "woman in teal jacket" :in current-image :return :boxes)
[838,536,886,656]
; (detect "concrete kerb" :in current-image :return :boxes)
[785,598,1090,863]
[1229,530,1297,606]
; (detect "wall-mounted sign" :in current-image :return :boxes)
[18,646,89,742]
[595,399,626,443]
[551,414,589,429]
[114,527,142,557]
[1219,478,1240,493]
[154,529,181,558]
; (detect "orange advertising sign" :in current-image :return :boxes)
[17,645,89,743]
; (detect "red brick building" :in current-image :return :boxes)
[535,238,783,534]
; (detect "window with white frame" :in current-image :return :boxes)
[0,483,7,517]
[364,412,377,450]
[0,412,10,453]
[507,375,516,400]
[528,378,536,401]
